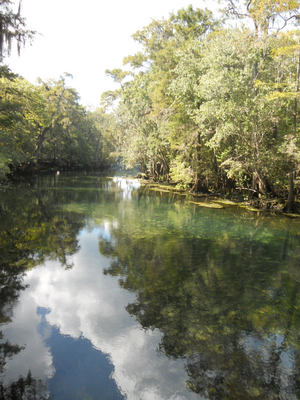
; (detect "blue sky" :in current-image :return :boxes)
[7,0,219,107]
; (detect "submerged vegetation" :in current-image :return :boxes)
[2,0,300,213]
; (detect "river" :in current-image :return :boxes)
[0,172,300,399]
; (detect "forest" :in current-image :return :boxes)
[1,0,300,211]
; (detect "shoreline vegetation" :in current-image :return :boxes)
[2,2,300,215]
[133,174,300,217]
[2,165,300,217]
[3,166,300,219]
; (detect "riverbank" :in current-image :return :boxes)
[2,169,299,217]
[134,179,300,217]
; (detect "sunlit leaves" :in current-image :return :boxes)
[219,0,300,33]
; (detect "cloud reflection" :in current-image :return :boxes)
[1,228,199,399]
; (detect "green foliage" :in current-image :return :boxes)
[87,108,116,167]
[0,71,116,176]
[0,68,48,174]
[99,2,300,203]
[169,5,220,40]
[106,5,218,181]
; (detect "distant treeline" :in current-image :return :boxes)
[0,69,115,177]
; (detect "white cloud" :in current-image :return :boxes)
[0,291,55,384]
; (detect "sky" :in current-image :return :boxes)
[6,0,219,107]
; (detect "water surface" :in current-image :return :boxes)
[0,173,300,399]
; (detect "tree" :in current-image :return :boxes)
[219,0,300,34]
[107,6,219,180]
[170,28,295,196]
[33,74,95,169]
[0,0,35,178]
[87,107,116,169]
[270,31,300,211]
[0,0,35,60]
[0,73,48,176]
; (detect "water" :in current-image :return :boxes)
[0,173,300,399]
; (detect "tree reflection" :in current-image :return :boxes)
[100,216,300,399]
[0,174,89,394]
[0,178,84,272]
[0,371,48,400]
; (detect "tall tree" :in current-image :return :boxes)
[0,74,48,176]
[265,31,300,210]
[0,0,35,178]
[108,6,219,180]
[170,28,287,194]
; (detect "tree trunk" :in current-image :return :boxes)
[254,60,258,97]
[141,162,147,173]
[191,132,201,192]
[252,169,267,197]
[94,136,101,164]
[286,170,295,212]
[287,50,300,211]
[34,127,50,161]
[294,50,300,135]
[191,132,206,192]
